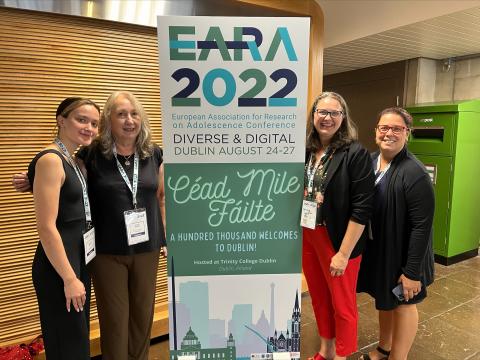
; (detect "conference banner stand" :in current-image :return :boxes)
[157,16,310,360]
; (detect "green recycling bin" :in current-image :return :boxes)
[407,100,480,265]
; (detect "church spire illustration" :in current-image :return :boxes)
[267,290,301,353]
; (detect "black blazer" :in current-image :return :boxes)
[307,141,375,258]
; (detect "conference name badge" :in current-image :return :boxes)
[300,200,317,229]
[83,227,96,265]
[124,208,150,246]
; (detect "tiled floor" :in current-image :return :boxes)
[148,256,480,360]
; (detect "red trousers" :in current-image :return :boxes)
[302,226,361,357]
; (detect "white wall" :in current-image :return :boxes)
[406,56,480,105]
[317,0,480,48]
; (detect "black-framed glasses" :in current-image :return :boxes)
[376,125,409,135]
[314,109,344,119]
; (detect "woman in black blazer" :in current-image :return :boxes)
[358,107,434,360]
[302,92,374,360]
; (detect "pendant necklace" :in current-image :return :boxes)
[123,154,133,166]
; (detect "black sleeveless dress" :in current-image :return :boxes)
[28,149,91,359]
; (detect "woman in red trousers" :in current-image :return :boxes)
[302,92,374,360]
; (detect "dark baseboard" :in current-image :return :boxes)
[434,248,479,266]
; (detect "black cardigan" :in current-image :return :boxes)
[375,147,434,282]
[357,147,435,309]
[307,141,375,258]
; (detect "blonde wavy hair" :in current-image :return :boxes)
[98,91,153,159]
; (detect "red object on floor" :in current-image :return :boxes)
[307,352,328,360]
[0,336,43,360]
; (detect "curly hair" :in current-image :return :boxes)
[306,91,358,152]
[97,91,153,159]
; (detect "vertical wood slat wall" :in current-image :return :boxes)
[0,7,166,346]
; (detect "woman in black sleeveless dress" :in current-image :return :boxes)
[27,98,100,359]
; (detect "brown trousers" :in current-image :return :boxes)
[90,250,160,360]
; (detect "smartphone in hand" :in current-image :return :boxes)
[392,283,404,301]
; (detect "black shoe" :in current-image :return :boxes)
[360,346,390,360]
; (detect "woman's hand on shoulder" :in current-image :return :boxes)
[12,171,31,192]
[63,277,86,312]
[160,246,168,258]
[399,273,422,301]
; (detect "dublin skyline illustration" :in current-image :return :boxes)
[169,257,301,359]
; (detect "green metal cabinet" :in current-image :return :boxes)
[407,100,480,265]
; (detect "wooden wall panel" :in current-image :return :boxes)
[0,7,167,347]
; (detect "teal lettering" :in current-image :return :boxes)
[199,27,231,61]
[169,26,196,60]
[265,27,297,61]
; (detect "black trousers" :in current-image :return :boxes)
[33,249,91,360]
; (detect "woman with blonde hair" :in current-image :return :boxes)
[77,91,167,360]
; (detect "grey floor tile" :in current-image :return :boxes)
[416,317,478,359]
[403,342,447,360]
[462,256,480,270]
[446,268,480,289]
[438,301,480,335]
[417,290,463,319]
[357,302,379,326]
[466,351,480,360]
[356,292,374,307]
[427,276,478,304]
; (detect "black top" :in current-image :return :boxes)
[77,143,166,255]
[28,149,87,276]
[357,147,435,310]
[306,141,375,258]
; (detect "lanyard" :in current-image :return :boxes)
[112,144,139,209]
[306,148,331,196]
[54,138,92,228]
[375,155,391,186]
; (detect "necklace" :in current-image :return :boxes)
[123,154,133,166]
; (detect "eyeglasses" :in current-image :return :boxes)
[376,125,409,135]
[314,109,344,119]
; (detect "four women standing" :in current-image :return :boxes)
[20,92,434,359]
